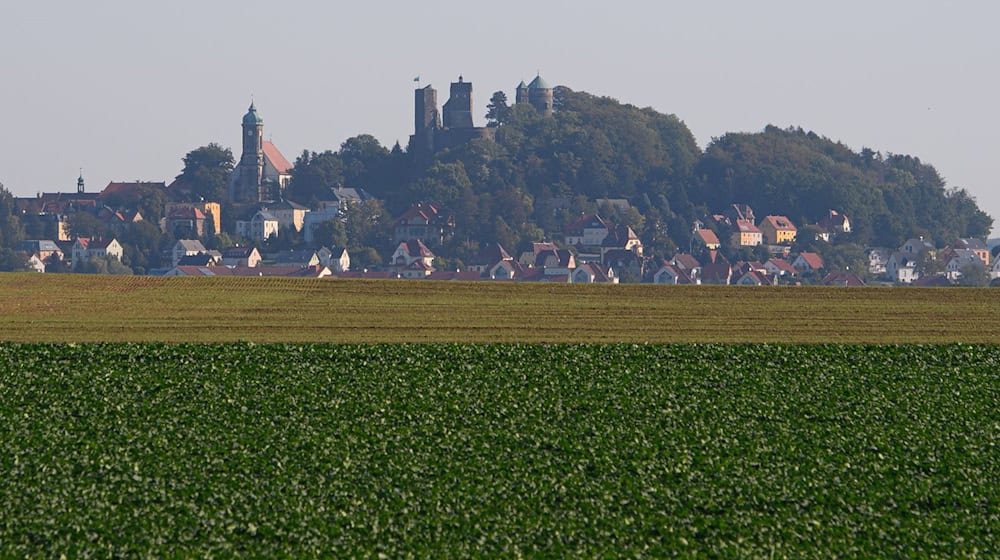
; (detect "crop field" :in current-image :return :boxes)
[1,343,997,556]
[2,273,1000,343]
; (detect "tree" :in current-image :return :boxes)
[76,255,132,275]
[311,219,348,249]
[177,144,235,202]
[958,261,990,287]
[0,182,24,249]
[287,151,344,204]
[0,248,28,272]
[66,212,107,239]
[485,91,512,127]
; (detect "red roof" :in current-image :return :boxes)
[734,219,761,233]
[99,182,167,198]
[695,229,720,246]
[168,207,206,220]
[761,215,797,231]
[402,239,434,258]
[795,252,825,270]
[262,141,293,174]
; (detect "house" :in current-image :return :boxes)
[489,259,527,280]
[467,243,512,273]
[302,206,342,244]
[692,228,721,250]
[535,248,576,275]
[98,207,142,235]
[392,203,453,246]
[165,265,332,278]
[821,272,866,286]
[391,239,435,268]
[72,238,124,268]
[171,239,208,267]
[221,247,261,268]
[946,238,989,266]
[758,215,797,245]
[886,252,920,284]
[266,200,310,232]
[792,252,824,274]
[571,263,618,284]
[564,213,612,247]
[15,240,64,263]
[319,247,350,273]
[600,224,643,257]
[670,253,702,282]
[735,270,776,286]
[866,248,889,276]
[731,220,763,247]
[653,262,697,285]
[164,206,207,237]
[817,210,851,239]
[991,257,1000,280]
[900,237,935,256]
[602,249,646,282]
[764,258,797,278]
[325,187,371,209]
[25,254,46,273]
[518,242,559,266]
[269,250,320,268]
[944,249,982,281]
[399,260,435,279]
[700,252,733,285]
[236,210,280,242]
[164,202,221,236]
[726,204,755,224]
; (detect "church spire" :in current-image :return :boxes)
[77,170,85,194]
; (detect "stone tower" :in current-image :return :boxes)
[442,76,474,129]
[415,85,441,134]
[515,80,529,105]
[527,74,554,117]
[235,102,265,203]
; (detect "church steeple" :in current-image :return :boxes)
[234,101,266,203]
[77,170,85,194]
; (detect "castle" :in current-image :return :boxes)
[409,74,553,157]
[229,102,293,203]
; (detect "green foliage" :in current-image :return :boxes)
[76,256,132,275]
[66,212,108,239]
[0,248,28,272]
[176,144,235,202]
[0,182,24,249]
[287,151,345,204]
[0,344,996,556]
[958,261,990,287]
[485,90,512,127]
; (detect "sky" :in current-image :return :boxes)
[2,1,998,231]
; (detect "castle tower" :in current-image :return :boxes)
[442,76,474,129]
[527,74,554,117]
[515,80,529,105]
[415,85,440,134]
[235,102,265,202]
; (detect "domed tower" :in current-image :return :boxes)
[234,102,265,202]
[527,74,554,117]
[515,80,529,105]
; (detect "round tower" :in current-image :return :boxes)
[515,80,529,105]
[527,74,554,117]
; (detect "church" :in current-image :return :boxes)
[228,103,293,203]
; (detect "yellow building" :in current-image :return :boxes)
[759,215,797,245]
[165,202,221,235]
[731,219,763,247]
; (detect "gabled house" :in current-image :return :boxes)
[602,249,646,282]
[221,247,261,268]
[391,239,435,268]
[535,248,576,275]
[692,228,721,250]
[944,249,982,281]
[866,248,889,275]
[600,224,643,257]
[164,206,206,237]
[468,243,512,273]
[164,202,221,236]
[735,270,776,286]
[176,253,220,267]
[758,215,797,245]
[266,200,310,232]
[900,237,935,257]
[392,203,453,247]
[700,252,732,285]
[72,237,124,269]
[564,213,611,247]
[325,187,372,210]
[792,252,824,274]
[817,210,851,239]
[489,259,527,280]
[518,242,559,266]
[731,220,763,247]
[572,263,618,284]
[764,258,797,278]
[670,253,702,282]
[172,239,208,267]
[15,240,64,263]
[236,210,280,242]
[946,238,989,266]
[886,252,920,284]
[319,247,350,273]
[653,262,697,285]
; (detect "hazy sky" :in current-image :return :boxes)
[2,1,997,231]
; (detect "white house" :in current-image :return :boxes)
[945,249,981,281]
[72,238,124,269]
[236,211,280,242]
[887,252,920,284]
[171,239,208,267]
[653,263,697,285]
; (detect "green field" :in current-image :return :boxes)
[1,273,1000,343]
[0,344,996,556]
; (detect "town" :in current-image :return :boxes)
[2,76,994,287]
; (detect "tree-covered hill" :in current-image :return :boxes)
[695,125,991,247]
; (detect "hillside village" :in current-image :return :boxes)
[3,76,995,287]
